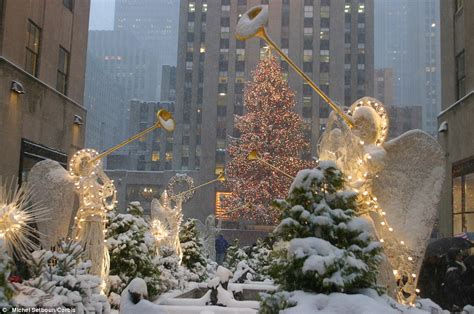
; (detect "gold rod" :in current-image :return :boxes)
[92,124,160,163]
[173,176,224,199]
[257,29,354,128]
[257,157,294,179]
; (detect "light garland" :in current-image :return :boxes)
[167,174,195,203]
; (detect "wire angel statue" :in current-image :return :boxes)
[195,214,222,261]
[150,190,183,261]
[318,97,445,303]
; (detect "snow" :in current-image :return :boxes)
[289,168,324,193]
[278,290,449,314]
[235,5,268,39]
[120,278,166,314]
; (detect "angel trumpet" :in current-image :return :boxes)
[91,109,175,163]
[236,5,354,128]
[247,150,293,179]
[171,172,225,201]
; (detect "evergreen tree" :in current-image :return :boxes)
[179,219,208,281]
[224,239,249,272]
[225,55,313,224]
[18,240,109,311]
[153,245,191,293]
[248,239,272,281]
[106,202,161,298]
[266,161,382,294]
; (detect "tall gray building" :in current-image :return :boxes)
[114,0,180,98]
[161,65,177,102]
[174,0,374,219]
[375,0,441,134]
[88,31,159,103]
[84,53,127,158]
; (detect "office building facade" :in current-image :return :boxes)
[0,0,89,180]
[438,0,474,237]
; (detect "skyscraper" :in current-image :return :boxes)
[174,0,374,218]
[114,0,180,98]
[375,0,441,134]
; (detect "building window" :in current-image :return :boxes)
[56,47,70,95]
[215,192,232,220]
[456,50,466,99]
[63,0,74,11]
[25,20,41,76]
[452,163,474,234]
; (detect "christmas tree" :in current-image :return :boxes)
[106,202,161,298]
[179,219,208,281]
[225,55,313,224]
[261,162,382,312]
[247,239,272,281]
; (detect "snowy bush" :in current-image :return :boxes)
[0,240,13,307]
[247,238,272,281]
[153,245,193,294]
[264,162,382,299]
[14,240,109,312]
[224,239,249,272]
[179,218,208,281]
[106,202,161,298]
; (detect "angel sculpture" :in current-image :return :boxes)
[68,149,117,280]
[318,97,445,302]
[195,215,222,261]
[150,190,183,261]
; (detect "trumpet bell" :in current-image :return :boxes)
[156,109,175,131]
[235,5,268,40]
[247,150,259,161]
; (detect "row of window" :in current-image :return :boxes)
[25,20,70,95]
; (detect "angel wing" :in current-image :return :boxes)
[372,130,445,271]
[28,159,77,249]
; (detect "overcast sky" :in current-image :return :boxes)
[89,0,115,30]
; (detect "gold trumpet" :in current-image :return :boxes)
[91,109,175,163]
[236,5,354,128]
[171,172,226,201]
[70,109,175,177]
[247,149,293,179]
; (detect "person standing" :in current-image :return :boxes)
[215,234,229,265]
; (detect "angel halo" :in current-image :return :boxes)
[319,96,445,303]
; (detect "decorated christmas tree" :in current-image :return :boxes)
[225,54,313,224]
[179,218,208,281]
[224,239,249,272]
[261,162,382,312]
[106,202,161,298]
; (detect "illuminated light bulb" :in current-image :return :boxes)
[359,140,365,145]
[373,197,377,201]
[415,289,420,293]
[388,227,393,232]
[400,241,405,245]
[348,176,352,180]
[381,211,386,215]
[380,222,385,226]
[362,191,368,196]
[412,273,416,278]
[380,239,384,243]
[408,256,413,261]
[393,270,398,276]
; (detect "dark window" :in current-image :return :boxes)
[235,61,245,72]
[303,84,312,96]
[56,47,69,95]
[320,40,329,50]
[303,62,312,72]
[25,20,41,76]
[304,38,313,49]
[235,83,244,94]
[261,0,269,4]
[222,0,230,4]
[188,12,195,21]
[63,0,74,11]
[304,18,313,27]
[456,50,466,99]
[217,105,227,117]
[303,106,312,118]
[281,38,289,48]
[221,17,230,27]
[320,18,330,28]
[320,62,329,73]
[220,39,229,48]
[238,0,247,5]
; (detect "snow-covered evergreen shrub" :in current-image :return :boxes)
[153,245,191,294]
[224,239,249,272]
[259,291,296,314]
[106,202,161,298]
[16,240,109,312]
[179,218,208,281]
[247,239,272,281]
[266,162,382,294]
[0,240,13,307]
